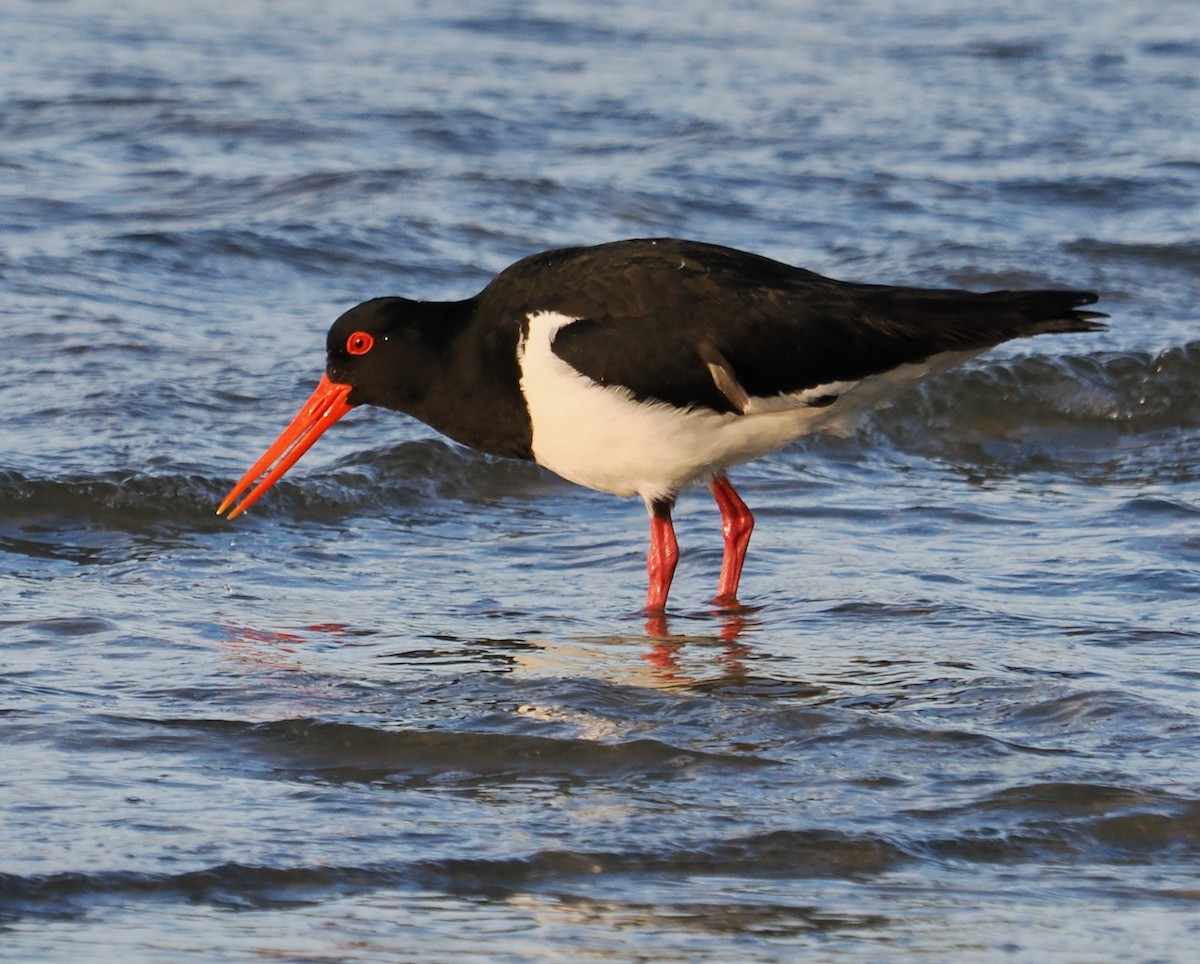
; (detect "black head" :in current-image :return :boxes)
[217,296,478,519]
[325,297,461,410]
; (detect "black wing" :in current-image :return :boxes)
[494,239,1103,414]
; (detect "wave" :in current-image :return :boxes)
[192,716,775,782]
[878,344,1200,435]
[0,469,229,530]
[3,783,1196,918]
[0,440,556,531]
[853,345,1200,481]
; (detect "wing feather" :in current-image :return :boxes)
[483,239,1102,414]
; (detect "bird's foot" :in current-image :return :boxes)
[709,592,750,613]
[642,609,670,639]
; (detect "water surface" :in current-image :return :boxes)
[2,0,1199,959]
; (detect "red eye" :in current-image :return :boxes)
[346,331,374,356]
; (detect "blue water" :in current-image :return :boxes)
[3,0,1199,959]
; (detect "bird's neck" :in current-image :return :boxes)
[398,297,535,460]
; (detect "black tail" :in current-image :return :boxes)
[979,289,1107,336]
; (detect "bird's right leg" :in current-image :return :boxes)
[645,497,679,615]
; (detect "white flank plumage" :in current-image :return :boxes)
[517,310,978,504]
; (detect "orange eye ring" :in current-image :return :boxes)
[346,331,374,356]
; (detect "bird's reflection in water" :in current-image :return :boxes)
[218,611,805,694]
[642,608,756,685]
[222,623,306,670]
[220,621,365,673]
[644,606,755,641]
[217,622,373,716]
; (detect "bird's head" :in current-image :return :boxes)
[217,297,435,519]
[324,297,443,409]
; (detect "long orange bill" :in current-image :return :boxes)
[217,374,355,519]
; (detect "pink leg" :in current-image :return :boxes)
[645,500,679,615]
[710,475,754,606]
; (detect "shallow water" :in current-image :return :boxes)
[2,0,1199,960]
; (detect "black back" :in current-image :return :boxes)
[476,238,1103,414]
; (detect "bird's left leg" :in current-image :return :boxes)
[710,474,754,607]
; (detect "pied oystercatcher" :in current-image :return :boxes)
[218,238,1104,613]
